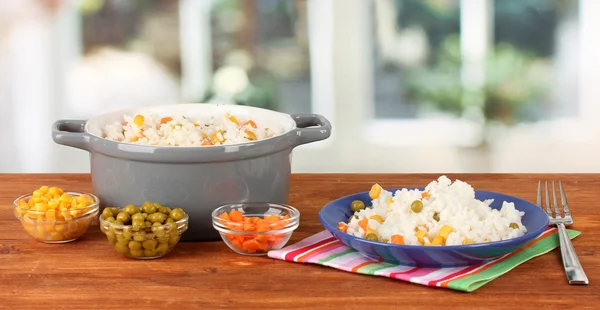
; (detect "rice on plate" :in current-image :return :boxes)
[102,110,283,146]
[338,176,527,246]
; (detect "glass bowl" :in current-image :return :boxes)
[211,202,300,256]
[13,191,99,243]
[99,208,189,260]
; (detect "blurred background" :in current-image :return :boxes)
[1,0,600,173]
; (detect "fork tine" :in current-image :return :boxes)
[559,180,572,218]
[537,180,542,207]
[544,181,552,216]
[552,181,561,218]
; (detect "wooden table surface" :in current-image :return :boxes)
[0,173,598,309]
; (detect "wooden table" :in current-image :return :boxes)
[0,174,598,309]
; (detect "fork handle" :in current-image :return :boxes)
[557,223,589,285]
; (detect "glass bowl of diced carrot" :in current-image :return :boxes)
[13,186,99,243]
[211,202,300,256]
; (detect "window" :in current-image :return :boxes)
[79,0,312,115]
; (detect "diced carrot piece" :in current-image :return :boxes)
[229,210,243,222]
[242,120,257,128]
[243,223,256,231]
[217,212,230,221]
[358,217,368,233]
[391,234,404,244]
[421,191,431,199]
[225,234,235,241]
[256,222,270,232]
[231,238,243,249]
[337,222,348,233]
[263,215,280,223]
[201,139,212,146]
[250,217,260,224]
[234,235,245,243]
[282,214,290,220]
[269,222,284,230]
[242,239,262,252]
[160,117,173,124]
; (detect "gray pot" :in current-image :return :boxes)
[52,104,331,241]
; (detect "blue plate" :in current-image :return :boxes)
[319,188,550,268]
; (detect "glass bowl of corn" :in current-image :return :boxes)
[13,186,100,243]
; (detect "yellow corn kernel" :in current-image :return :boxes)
[59,201,71,210]
[226,113,238,124]
[131,136,139,142]
[70,209,82,217]
[58,193,71,203]
[438,225,454,239]
[45,210,56,221]
[462,238,474,245]
[369,183,382,199]
[431,235,445,246]
[45,224,55,233]
[49,232,64,241]
[77,194,93,206]
[245,130,257,140]
[61,211,72,221]
[369,215,384,224]
[133,114,145,126]
[212,131,225,143]
[54,224,66,233]
[49,187,63,196]
[32,190,45,197]
[34,202,48,212]
[415,230,427,244]
[48,200,59,209]
[39,185,49,193]
[30,196,44,204]
[18,199,29,209]
[387,198,394,204]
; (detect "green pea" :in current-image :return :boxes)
[169,208,185,221]
[509,222,519,229]
[365,232,378,241]
[166,218,175,224]
[117,236,130,245]
[348,215,359,223]
[350,200,365,212]
[158,206,172,215]
[168,235,180,246]
[123,204,140,216]
[116,212,131,224]
[128,241,142,250]
[133,233,146,242]
[131,213,144,222]
[102,208,114,220]
[141,202,157,214]
[152,213,167,224]
[115,242,129,254]
[132,219,145,227]
[144,221,152,226]
[157,237,170,244]
[105,216,116,223]
[410,200,424,213]
[143,249,156,257]
[130,249,144,257]
[143,239,158,250]
[433,212,440,222]
[156,243,169,255]
[106,231,117,243]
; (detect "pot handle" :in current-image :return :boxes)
[291,114,332,146]
[52,120,91,152]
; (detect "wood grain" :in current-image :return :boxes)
[0,174,598,310]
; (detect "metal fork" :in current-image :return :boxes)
[537,180,589,285]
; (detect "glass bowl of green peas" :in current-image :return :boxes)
[99,202,189,259]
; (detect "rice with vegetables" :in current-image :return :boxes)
[102,110,282,146]
[337,176,527,246]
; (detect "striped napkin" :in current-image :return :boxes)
[268,227,580,292]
